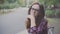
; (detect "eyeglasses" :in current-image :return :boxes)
[31,8,40,11]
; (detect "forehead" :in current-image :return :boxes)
[32,4,39,9]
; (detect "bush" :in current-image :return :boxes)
[55,11,60,18]
[0,1,20,9]
[45,10,55,18]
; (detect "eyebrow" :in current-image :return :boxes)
[32,7,39,9]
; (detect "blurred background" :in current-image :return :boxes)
[0,0,60,34]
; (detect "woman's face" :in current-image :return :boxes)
[30,4,40,17]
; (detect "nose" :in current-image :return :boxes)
[34,11,38,14]
[33,10,36,13]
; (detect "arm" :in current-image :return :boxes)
[28,15,37,34]
[25,17,36,29]
[25,10,37,34]
[25,18,37,34]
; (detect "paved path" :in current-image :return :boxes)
[17,30,28,34]
[0,7,28,34]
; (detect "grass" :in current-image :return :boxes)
[47,18,60,34]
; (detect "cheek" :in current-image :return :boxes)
[35,11,38,14]
[30,10,32,14]
[30,10,34,14]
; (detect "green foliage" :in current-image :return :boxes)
[0,1,20,9]
[45,0,56,5]
[7,0,16,3]
[17,0,26,7]
[45,10,60,18]
[39,0,60,18]
[55,11,60,18]
[0,0,26,9]
[0,0,4,4]
[39,0,45,4]
[45,10,55,18]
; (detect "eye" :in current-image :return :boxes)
[33,11,36,13]
[31,8,39,11]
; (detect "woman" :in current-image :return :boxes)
[25,2,48,34]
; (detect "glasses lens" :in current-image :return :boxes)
[32,8,39,11]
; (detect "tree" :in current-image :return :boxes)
[39,0,60,18]
[7,0,16,3]
[0,0,4,4]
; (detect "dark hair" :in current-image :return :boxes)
[28,2,45,17]
[28,2,45,27]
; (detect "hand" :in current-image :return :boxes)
[27,10,35,20]
[27,15,35,20]
[27,15,36,27]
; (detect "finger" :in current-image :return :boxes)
[27,15,31,18]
